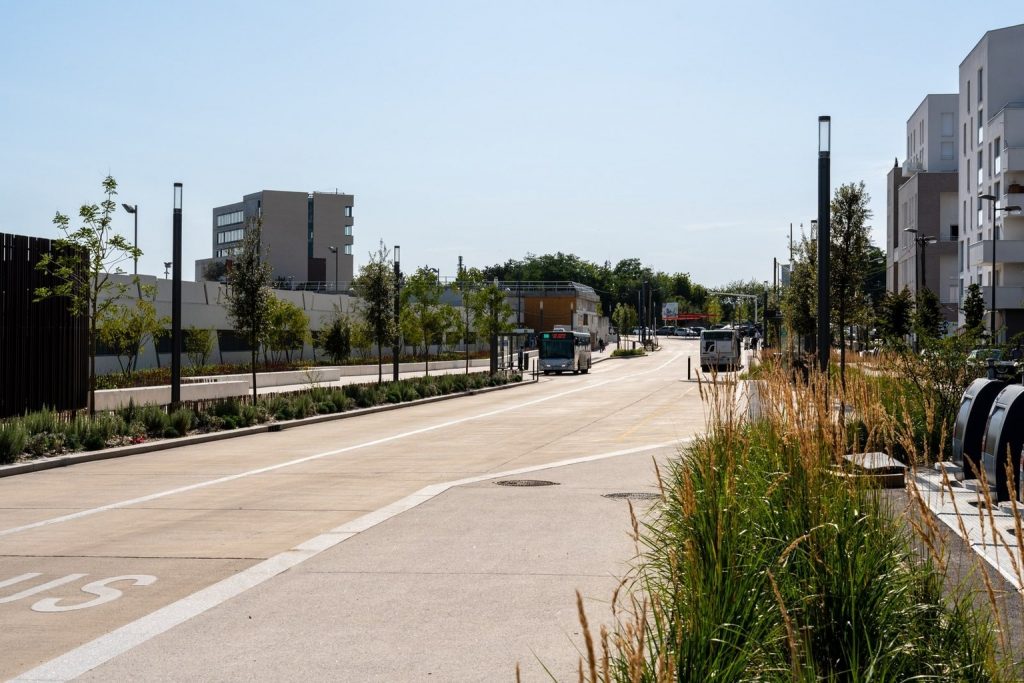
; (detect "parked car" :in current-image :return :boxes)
[656,326,676,336]
[967,348,1021,379]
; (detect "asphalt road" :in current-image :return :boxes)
[0,339,708,681]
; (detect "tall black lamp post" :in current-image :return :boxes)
[328,245,339,292]
[171,183,183,407]
[122,203,138,274]
[979,194,1022,343]
[393,245,401,382]
[817,116,831,373]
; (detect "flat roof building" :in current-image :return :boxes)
[196,190,354,291]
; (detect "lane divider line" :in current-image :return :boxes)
[0,352,683,539]
[13,439,688,682]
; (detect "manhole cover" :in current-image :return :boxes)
[495,480,559,487]
[603,492,661,501]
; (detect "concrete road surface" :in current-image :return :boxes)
[1,339,707,681]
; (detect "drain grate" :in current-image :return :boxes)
[495,479,559,487]
[603,492,661,501]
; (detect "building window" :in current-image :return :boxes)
[967,159,971,191]
[344,206,353,217]
[978,112,984,144]
[344,245,352,255]
[978,68,983,102]
[919,120,924,145]
[979,206,984,227]
[217,228,245,244]
[995,137,1002,175]
[963,123,967,154]
[978,150,983,186]
[951,224,959,241]
[344,226,352,236]
[967,81,971,112]
[216,210,244,227]
[941,141,954,160]
[941,112,954,137]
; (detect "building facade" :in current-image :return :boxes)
[886,94,960,324]
[958,24,1024,340]
[196,190,355,289]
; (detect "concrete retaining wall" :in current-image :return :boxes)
[95,381,251,411]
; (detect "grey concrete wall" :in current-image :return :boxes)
[310,192,355,285]
[260,190,310,283]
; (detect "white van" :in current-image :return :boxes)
[700,329,741,372]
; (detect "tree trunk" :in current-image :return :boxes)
[377,342,382,384]
[838,303,846,390]
[88,297,96,417]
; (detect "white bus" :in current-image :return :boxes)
[539,330,592,375]
[700,328,741,372]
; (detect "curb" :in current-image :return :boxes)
[0,377,534,479]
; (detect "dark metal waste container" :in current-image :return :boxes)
[981,385,1024,501]
[952,378,1006,479]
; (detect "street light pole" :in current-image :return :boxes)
[122,203,138,274]
[817,115,831,373]
[393,245,401,382]
[328,245,338,292]
[979,195,1022,343]
[171,184,183,407]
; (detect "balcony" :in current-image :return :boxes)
[902,159,923,175]
[967,239,1024,268]
[981,285,1024,310]
[1004,147,1024,172]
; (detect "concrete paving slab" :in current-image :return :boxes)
[75,448,676,682]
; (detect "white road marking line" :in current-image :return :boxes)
[0,352,683,539]
[13,439,688,682]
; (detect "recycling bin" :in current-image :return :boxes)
[952,378,1006,479]
[981,385,1024,501]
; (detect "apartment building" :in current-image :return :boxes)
[195,190,355,289]
[958,23,1024,340]
[886,94,960,323]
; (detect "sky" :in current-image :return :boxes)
[3,1,1022,287]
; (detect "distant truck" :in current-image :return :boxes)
[700,328,741,372]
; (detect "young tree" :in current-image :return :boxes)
[705,297,723,325]
[611,303,637,349]
[454,270,484,373]
[34,176,142,414]
[962,282,986,332]
[353,241,396,383]
[266,298,310,363]
[468,281,514,373]
[97,284,168,377]
[184,326,215,368]
[224,218,273,402]
[402,267,446,375]
[830,181,873,387]
[783,236,817,354]
[876,288,914,343]
[319,306,353,364]
[914,289,944,343]
[436,303,462,355]
[399,306,423,360]
[350,319,374,360]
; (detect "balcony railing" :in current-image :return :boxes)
[981,285,1024,310]
[968,239,1024,267]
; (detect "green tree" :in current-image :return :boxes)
[402,267,446,375]
[34,175,142,415]
[436,303,462,355]
[350,319,373,360]
[962,282,986,332]
[876,288,914,342]
[783,236,817,353]
[454,269,484,373]
[468,281,514,373]
[184,326,215,368]
[830,181,873,386]
[267,298,310,363]
[611,303,637,349]
[319,306,352,364]
[705,297,723,325]
[353,241,396,384]
[98,285,169,377]
[224,218,274,402]
[399,306,423,360]
[914,289,944,343]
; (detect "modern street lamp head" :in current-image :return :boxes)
[1003,205,1022,213]
[904,227,918,233]
[818,116,831,156]
[394,245,400,262]
[328,245,337,254]
[979,194,998,201]
[121,203,136,214]
[173,183,182,211]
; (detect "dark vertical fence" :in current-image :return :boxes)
[0,233,88,417]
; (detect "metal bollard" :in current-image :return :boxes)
[688,356,691,380]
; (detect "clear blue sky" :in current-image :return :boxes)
[2,1,1021,286]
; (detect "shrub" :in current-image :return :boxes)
[169,409,194,437]
[21,408,60,436]
[0,422,28,464]
[139,405,170,438]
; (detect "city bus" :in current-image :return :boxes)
[539,330,592,375]
[700,328,741,372]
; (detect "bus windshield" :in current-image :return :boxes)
[540,338,574,359]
